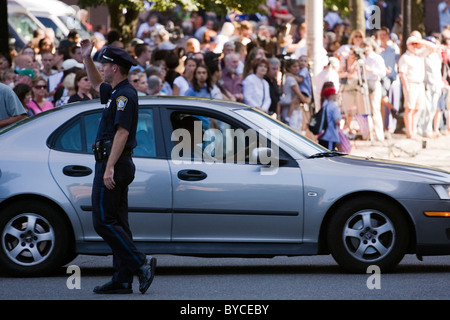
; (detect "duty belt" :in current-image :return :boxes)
[92,140,133,161]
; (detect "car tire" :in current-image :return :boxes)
[0,201,69,276]
[327,196,409,274]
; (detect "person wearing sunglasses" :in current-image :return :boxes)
[27,76,54,116]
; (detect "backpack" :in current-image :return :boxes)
[308,105,327,136]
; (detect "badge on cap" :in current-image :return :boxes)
[116,96,128,111]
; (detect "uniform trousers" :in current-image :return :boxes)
[92,155,145,283]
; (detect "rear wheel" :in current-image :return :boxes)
[0,201,70,276]
[327,197,409,273]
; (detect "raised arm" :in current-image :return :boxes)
[80,39,104,92]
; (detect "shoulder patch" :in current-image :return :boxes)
[116,96,128,111]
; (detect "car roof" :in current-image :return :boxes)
[62,96,252,113]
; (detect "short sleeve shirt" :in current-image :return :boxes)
[96,79,138,150]
[0,83,26,120]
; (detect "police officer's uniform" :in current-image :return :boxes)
[91,46,149,292]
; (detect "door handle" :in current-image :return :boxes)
[177,169,207,181]
[63,165,93,177]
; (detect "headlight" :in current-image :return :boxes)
[431,185,450,200]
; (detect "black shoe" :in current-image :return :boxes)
[93,281,132,294]
[138,256,157,294]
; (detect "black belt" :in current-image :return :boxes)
[93,140,133,161]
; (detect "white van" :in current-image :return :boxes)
[14,0,91,41]
[7,0,47,51]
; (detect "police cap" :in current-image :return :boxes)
[100,45,137,70]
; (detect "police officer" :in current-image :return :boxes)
[80,39,156,294]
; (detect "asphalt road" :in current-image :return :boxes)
[1,254,450,301]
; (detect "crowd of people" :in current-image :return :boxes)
[2,0,450,151]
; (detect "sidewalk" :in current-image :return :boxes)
[349,133,450,172]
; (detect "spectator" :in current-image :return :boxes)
[55,73,76,107]
[0,82,27,128]
[27,76,54,115]
[201,29,218,52]
[242,57,271,113]
[363,38,386,142]
[439,1,450,32]
[0,51,12,74]
[137,13,162,44]
[40,50,57,82]
[68,70,98,103]
[242,46,265,79]
[296,55,313,132]
[314,57,340,108]
[236,20,253,46]
[69,45,84,64]
[1,69,16,89]
[185,64,216,98]
[376,27,400,137]
[339,47,364,132]
[279,59,307,130]
[336,29,365,63]
[421,36,444,138]
[173,56,198,96]
[78,9,93,32]
[319,86,342,150]
[264,57,281,116]
[13,83,32,116]
[399,36,428,140]
[164,50,181,95]
[94,25,106,41]
[206,58,234,100]
[194,17,215,42]
[148,75,164,96]
[221,52,243,102]
[14,68,35,87]
[28,29,45,53]
[214,22,235,54]
[136,72,149,96]
[128,70,141,92]
[186,37,201,54]
[130,43,152,72]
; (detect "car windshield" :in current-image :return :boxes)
[9,13,42,44]
[58,15,91,39]
[235,108,327,158]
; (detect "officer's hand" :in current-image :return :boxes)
[80,39,94,60]
[103,167,116,190]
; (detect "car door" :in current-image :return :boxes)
[48,107,172,242]
[163,107,304,243]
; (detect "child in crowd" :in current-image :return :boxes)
[318,86,341,151]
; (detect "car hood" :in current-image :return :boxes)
[332,155,450,182]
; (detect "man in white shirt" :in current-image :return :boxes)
[363,38,387,142]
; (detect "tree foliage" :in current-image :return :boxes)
[78,0,266,44]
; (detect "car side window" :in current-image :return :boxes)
[53,108,157,158]
[170,112,261,164]
[134,109,157,157]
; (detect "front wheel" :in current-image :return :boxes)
[0,201,70,276]
[327,197,409,273]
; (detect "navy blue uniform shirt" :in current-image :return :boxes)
[96,79,138,150]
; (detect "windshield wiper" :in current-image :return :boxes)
[308,151,345,159]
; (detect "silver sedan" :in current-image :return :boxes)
[1,96,450,276]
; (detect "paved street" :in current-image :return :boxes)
[349,133,450,172]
